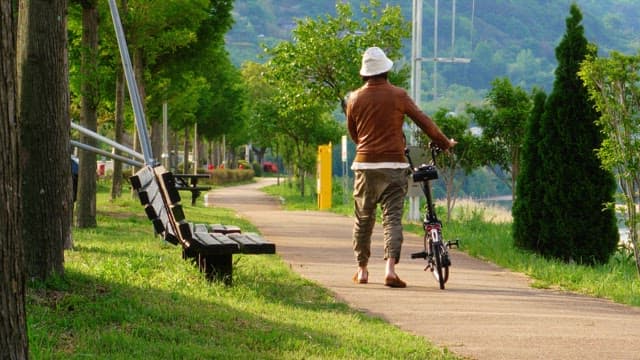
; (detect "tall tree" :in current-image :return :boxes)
[580,50,640,275]
[75,0,99,228]
[108,0,129,200]
[270,79,341,196]
[153,0,237,167]
[122,0,214,160]
[538,4,618,265]
[18,0,71,279]
[68,1,125,200]
[466,77,531,194]
[417,109,480,221]
[241,61,279,164]
[513,88,547,251]
[1,0,28,356]
[263,0,408,195]
[267,0,410,112]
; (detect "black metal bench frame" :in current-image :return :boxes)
[130,165,275,285]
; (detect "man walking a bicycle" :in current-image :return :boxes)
[345,46,457,288]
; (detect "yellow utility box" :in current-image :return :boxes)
[317,143,332,209]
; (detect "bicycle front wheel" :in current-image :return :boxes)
[431,233,449,290]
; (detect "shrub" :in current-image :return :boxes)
[237,160,250,169]
[252,162,263,177]
[207,168,254,185]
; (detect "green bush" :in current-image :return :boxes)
[252,162,263,177]
[206,168,254,185]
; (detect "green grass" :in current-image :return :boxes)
[266,181,640,308]
[439,205,640,307]
[262,178,353,217]
[27,184,459,359]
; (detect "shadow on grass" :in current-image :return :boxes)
[27,264,347,359]
[32,193,457,359]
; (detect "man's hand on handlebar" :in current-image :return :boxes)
[438,138,457,154]
[429,139,457,155]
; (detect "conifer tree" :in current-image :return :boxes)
[513,89,546,251]
[537,4,618,264]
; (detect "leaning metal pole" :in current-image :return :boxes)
[70,140,144,168]
[107,0,156,166]
[70,122,144,161]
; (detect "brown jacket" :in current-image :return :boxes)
[346,78,451,163]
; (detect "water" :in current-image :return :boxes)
[475,197,631,246]
[474,195,512,211]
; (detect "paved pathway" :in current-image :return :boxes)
[205,178,640,360]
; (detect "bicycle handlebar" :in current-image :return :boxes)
[405,143,441,182]
[429,143,443,159]
[405,142,442,171]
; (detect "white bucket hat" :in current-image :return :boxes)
[359,46,394,76]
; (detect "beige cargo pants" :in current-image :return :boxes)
[352,167,409,267]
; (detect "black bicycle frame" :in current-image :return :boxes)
[406,145,441,226]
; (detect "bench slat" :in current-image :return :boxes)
[144,187,171,234]
[209,224,242,234]
[197,232,240,247]
[171,204,186,223]
[191,232,239,255]
[152,166,192,248]
[137,179,160,206]
[137,171,172,240]
[192,223,208,233]
[177,222,192,244]
[159,171,181,205]
[151,218,165,235]
[163,226,180,245]
[227,233,276,254]
[130,166,155,190]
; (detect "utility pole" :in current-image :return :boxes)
[408,0,424,222]
[408,0,472,221]
[426,0,471,100]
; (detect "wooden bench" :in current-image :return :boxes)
[173,173,212,206]
[129,165,275,285]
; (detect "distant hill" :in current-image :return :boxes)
[225,0,639,93]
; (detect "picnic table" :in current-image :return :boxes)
[173,173,211,206]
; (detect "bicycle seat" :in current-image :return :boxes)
[412,164,438,182]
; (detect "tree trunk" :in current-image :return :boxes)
[252,146,267,165]
[76,1,99,228]
[621,177,640,276]
[444,170,454,222]
[133,47,149,161]
[111,69,125,200]
[151,118,162,164]
[183,127,189,173]
[193,124,199,174]
[18,0,70,280]
[511,148,519,200]
[1,0,28,356]
[128,47,142,197]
